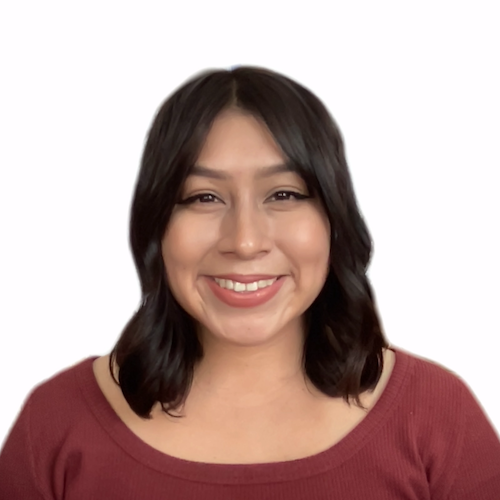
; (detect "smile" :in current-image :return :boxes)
[213,277,278,293]
[205,276,285,308]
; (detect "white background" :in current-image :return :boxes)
[1,1,499,447]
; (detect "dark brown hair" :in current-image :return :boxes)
[110,65,389,418]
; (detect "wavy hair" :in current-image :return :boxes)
[109,65,389,419]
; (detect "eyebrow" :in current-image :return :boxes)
[189,162,295,180]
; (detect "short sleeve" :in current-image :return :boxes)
[440,380,500,499]
[0,395,47,500]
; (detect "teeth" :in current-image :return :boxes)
[214,278,278,292]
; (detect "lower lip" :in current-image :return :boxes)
[204,276,286,308]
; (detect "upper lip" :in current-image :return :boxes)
[209,274,281,283]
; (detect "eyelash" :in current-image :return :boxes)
[179,191,310,205]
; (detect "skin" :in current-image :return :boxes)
[91,108,396,462]
[160,107,332,410]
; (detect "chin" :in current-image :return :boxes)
[220,331,279,347]
[203,315,298,346]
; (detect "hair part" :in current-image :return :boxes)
[110,65,389,419]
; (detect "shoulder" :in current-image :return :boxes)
[21,356,100,451]
[393,347,500,483]
[391,346,487,449]
[28,356,98,412]
[0,357,100,498]
[396,349,500,496]
[395,346,470,398]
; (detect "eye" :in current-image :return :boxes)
[178,193,222,205]
[268,191,310,202]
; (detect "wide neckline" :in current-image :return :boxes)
[77,346,412,485]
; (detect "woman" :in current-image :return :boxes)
[1,66,499,499]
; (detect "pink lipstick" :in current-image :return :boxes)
[204,275,286,308]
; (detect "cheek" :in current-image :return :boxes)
[276,211,331,296]
[161,225,199,311]
[276,212,330,265]
[161,215,216,278]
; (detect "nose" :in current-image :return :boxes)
[219,200,272,259]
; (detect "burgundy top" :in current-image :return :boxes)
[1,346,499,499]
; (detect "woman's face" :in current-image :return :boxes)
[161,109,331,346]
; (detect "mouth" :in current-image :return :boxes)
[211,276,281,293]
[204,275,286,308]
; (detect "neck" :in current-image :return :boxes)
[187,322,318,409]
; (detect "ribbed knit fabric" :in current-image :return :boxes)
[1,346,499,499]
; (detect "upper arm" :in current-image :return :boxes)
[0,395,48,500]
[437,381,500,500]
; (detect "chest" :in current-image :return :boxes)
[93,349,394,465]
[126,396,370,464]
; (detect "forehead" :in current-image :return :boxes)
[195,110,286,175]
